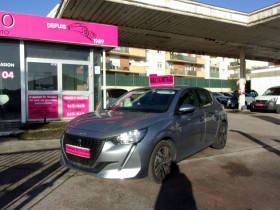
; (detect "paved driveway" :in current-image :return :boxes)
[0,110,280,210]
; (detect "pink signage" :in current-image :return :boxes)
[0,12,118,47]
[149,74,174,86]
[28,95,58,119]
[63,95,89,118]
[66,144,90,158]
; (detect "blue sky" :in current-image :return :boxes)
[1,0,280,16]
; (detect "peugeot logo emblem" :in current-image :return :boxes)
[77,138,82,147]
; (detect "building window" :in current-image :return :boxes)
[157,62,163,69]
[210,66,219,73]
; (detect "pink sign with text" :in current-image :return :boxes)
[149,74,174,86]
[0,12,118,47]
[28,95,58,119]
[62,95,89,118]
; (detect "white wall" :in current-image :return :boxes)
[251,67,280,95]
[146,50,166,76]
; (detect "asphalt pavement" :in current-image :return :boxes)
[0,110,280,210]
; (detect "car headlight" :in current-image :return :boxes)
[116,128,147,144]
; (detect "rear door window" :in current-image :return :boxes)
[196,89,213,108]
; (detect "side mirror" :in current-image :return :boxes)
[179,104,196,113]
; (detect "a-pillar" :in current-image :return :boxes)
[239,47,246,110]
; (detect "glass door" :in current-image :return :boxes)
[27,60,59,120]
[27,59,91,120]
[61,63,91,119]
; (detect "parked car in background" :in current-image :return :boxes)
[227,90,258,109]
[96,88,128,110]
[220,92,233,98]
[212,92,230,107]
[60,86,228,183]
[251,86,280,113]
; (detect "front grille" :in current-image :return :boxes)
[63,133,106,167]
[256,100,268,104]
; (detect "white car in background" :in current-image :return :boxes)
[251,86,280,113]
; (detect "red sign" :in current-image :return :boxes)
[28,95,58,119]
[149,74,174,86]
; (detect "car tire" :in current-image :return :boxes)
[211,121,227,149]
[276,105,280,114]
[146,140,173,184]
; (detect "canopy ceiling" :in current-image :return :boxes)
[55,0,280,62]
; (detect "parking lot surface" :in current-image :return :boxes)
[0,110,280,210]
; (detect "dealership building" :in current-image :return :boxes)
[0,11,118,127]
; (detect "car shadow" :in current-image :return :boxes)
[252,115,280,125]
[155,163,197,210]
[230,130,280,157]
[0,148,69,209]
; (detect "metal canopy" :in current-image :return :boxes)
[55,0,280,63]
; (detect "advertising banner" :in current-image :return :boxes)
[0,11,118,47]
[149,74,174,86]
[62,95,89,118]
[28,95,58,119]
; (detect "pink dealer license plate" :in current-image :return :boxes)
[66,144,90,158]
[256,104,264,107]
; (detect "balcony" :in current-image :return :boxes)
[109,47,146,58]
[228,61,240,70]
[166,53,197,63]
[129,48,146,58]
[129,65,146,74]
[186,70,197,76]
[229,73,240,79]
[210,72,220,78]
[196,71,206,78]
[170,69,185,76]
[168,69,202,77]
[103,62,146,74]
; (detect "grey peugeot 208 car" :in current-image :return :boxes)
[60,86,228,183]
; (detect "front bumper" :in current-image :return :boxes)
[60,133,147,179]
[251,101,277,111]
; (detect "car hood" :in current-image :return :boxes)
[65,110,167,135]
[255,95,280,101]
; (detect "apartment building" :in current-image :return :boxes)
[104,47,270,81]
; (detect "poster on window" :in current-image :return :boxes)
[62,95,89,118]
[28,95,58,119]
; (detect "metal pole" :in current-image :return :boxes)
[239,47,246,110]
[103,49,106,109]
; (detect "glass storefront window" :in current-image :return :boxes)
[0,39,21,121]
[28,62,58,91]
[62,64,89,91]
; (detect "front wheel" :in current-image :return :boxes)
[276,105,280,114]
[146,140,173,184]
[212,121,227,149]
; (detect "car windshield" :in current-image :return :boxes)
[107,89,177,113]
[263,87,280,96]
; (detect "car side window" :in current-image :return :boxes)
[196,89,213,108]
[176,89,199,110]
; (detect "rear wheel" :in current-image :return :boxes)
[212,121,227,149]
[146,140,173,184]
